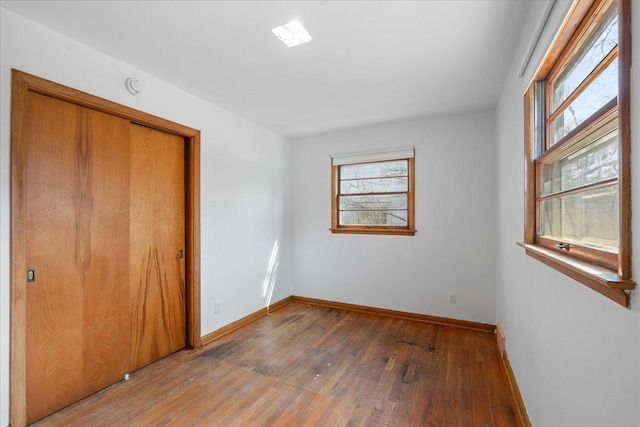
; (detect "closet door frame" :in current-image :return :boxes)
[10,69,202,427]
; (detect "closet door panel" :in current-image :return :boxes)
[129,124,186,371]
[25,92,131,423]
[80,107,132,393]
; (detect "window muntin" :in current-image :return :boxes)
[523,0,634,306]
[331,153,415,235]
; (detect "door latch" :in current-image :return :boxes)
[27,268,36,282]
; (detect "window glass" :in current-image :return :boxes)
[540,185,619,252]
[340,160,408,180]
[332,156,414,234]
[340,177,408,194]
[542,128,618,196]
[340,209,408,226]
[338,160,409,227]
[550,4,618,112]
[550,57,618,145]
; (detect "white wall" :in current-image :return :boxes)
[495,1,640,425]
[292,113,497,324]
[0,9,293,426]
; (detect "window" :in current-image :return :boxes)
[331,147,415,235]
[523,0,635,306]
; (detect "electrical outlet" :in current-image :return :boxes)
[214,300,221,313]
[448,292,456,304]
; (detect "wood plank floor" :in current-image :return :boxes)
[32,302,519,426]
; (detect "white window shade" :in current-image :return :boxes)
[331,147,414,166]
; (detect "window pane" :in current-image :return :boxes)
[551,2,618,112]
[339,194,407,211]
[340,210,407,226]
[540,185,618,252]
[542,129,618,196]
[340,176,408,194]
[335,157,413,231]
[550,57,618,146]
[340,160,408,180]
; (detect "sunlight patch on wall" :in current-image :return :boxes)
[262,240,279,308]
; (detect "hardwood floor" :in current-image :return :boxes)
[32,302,519,426]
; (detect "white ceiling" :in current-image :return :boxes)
[1,0,531,139]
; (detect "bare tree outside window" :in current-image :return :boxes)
[338,160,408,226]
[331,154,415,236]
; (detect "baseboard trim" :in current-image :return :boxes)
[291,296,495,333]
[200,296,495,347]
[200,296,293,346]
[501,350,531,427]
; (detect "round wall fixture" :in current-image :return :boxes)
[125,78,143,95]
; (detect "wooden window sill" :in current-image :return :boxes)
[517,242,635,307]
[330,228,416,236]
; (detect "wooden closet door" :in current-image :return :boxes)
[25,92,131,423]
[129,124,186,371]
